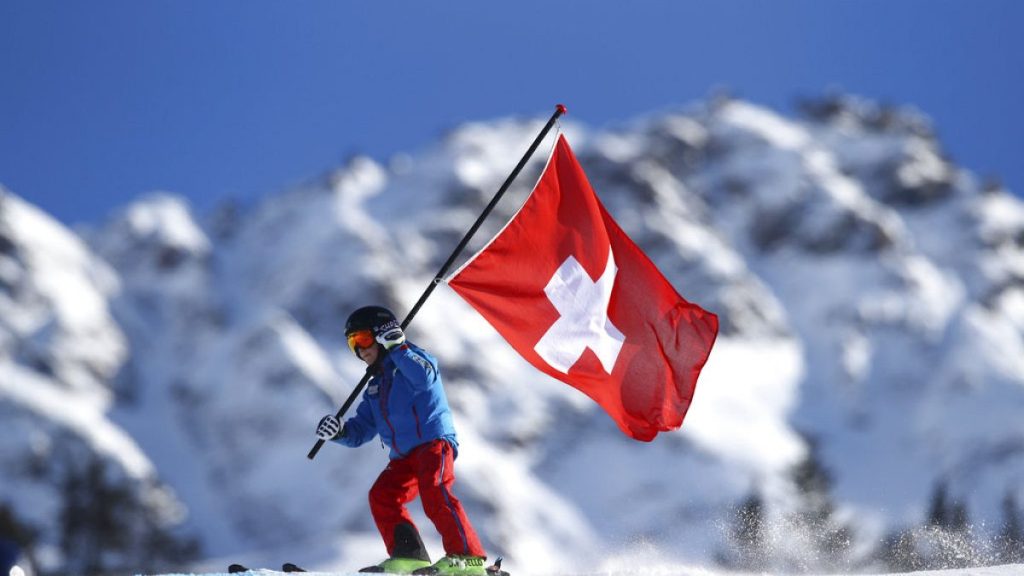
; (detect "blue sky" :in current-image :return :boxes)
[2,1,1022,225]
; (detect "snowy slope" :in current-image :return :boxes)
[2,96,1024,576]
[150,562,1024,576]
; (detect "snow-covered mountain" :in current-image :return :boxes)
[2,95,1023,575]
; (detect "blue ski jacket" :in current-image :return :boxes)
[333,342,458,459]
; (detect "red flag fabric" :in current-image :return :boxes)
[447,135,718,441]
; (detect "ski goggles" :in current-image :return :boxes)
[346,330,375,353]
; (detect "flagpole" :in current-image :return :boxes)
[308,104,567,460]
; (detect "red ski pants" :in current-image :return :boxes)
[369,439,485,557]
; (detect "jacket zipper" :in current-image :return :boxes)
[412,405,422,439]
[379,371,400,454]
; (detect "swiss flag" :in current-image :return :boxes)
[447,135,718,441]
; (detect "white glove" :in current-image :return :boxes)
[316,414,342,440]
[374,320,406,350]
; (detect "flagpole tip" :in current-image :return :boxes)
[556,104,568,116]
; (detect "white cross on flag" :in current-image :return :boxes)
[447,135,719,441]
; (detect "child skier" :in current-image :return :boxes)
[316,305,489,576]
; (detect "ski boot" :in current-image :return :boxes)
[361,522,432,573]
[411,555,488,576]
[360,557,433,573]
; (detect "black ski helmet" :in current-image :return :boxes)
[345,305,398,335]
